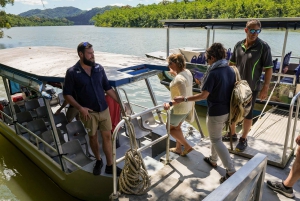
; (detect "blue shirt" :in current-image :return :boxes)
[63,61,112,112]
[202,66,235,116]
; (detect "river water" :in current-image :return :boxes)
[0,25,299,200]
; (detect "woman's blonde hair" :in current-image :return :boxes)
[167,54,186,71]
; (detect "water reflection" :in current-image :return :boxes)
[0,157,21,181]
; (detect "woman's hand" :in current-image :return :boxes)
[163,102,170,110]
[174,96,184,103]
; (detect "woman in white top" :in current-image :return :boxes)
[163,54,194,156]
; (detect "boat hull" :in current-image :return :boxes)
[0,121,113,201]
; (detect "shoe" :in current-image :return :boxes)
[105,165,122,176]
[222,133,238,142]
[219,173,231,184]
[235,137,248,152]
[267,180,295,198]
[203,157,217,168]
[180,147,194,157]
[93,159,103,175]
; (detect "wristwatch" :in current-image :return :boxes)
[184,97,188,102]
[169,102,173,106]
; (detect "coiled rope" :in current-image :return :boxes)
[118,117,151,195]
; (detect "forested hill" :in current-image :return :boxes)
[93,0,300,28]
[66,6,116,25]
[18,6,115,25]
[19,7,82,19]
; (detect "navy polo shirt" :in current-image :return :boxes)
[230,38,273,91]
[202,66,235,116]
[63,61,112,112]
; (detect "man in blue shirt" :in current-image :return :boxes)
[63,42,122,176]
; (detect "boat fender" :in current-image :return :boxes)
[194,71,204,80]
[197,54,205,64]
[41,91,52,100]
[190,55,198,63]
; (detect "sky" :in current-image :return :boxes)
[3,0,162,15]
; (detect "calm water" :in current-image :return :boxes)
[0,25,299,200]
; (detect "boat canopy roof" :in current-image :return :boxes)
[0,46,167,88]
[161,17,300,29]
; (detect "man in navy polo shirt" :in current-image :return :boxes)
[63,42,122,176]
[223,19,273,152]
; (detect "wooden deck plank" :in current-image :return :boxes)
[225,108,300,167]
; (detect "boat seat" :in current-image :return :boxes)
[3,106,13,125]
[16,111,33,134]
[123,102,152,147]
[41,129,65,158]
[54,112,68,134]
[140,111,166,136]
[13,104,22,113]
[66,121,90,156]
[24,99,40,118]
[36,106,51,126]
[61,139,93,172]
[27,119,48,144]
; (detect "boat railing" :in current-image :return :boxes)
[203,153,267,201]
[111,104,170,200]
[14,121,83,170]
[283,91,300,164]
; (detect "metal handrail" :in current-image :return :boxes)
[203,153,267,201]
[14,122,82,169]
[111,105,170,200]
[0,112,83,170]
[283,91,300,164]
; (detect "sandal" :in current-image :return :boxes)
[219,173,232,184]
[169,147,181,155]
[180,147,194,156]
[203,157,217,168]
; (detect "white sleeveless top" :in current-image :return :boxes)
[169,69,193,114]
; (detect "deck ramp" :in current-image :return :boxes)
[225,108,300,168]
[117,139,300,201]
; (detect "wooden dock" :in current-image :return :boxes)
[225,108,300,168]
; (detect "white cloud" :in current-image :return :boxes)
[110,3,125,6]
[15,0,48,5]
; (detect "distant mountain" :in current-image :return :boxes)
[19,6,82,19]
[66,6,116,25]
[18,6,117,25]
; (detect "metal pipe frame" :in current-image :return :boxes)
[166,27,170,59]
[203,153,267,201]
[206,28,211,50]
[282,91,300,164]
[290,95,300,149]
[111,105,170,199]
[278,28,289,82]
[145,78,164,123]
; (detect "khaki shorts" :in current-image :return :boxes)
[66,107,79,122]
[80,107,112,136]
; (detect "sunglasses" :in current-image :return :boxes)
[248,29,261,34]
[83,42,89,47]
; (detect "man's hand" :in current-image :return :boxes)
[174,96,184,103]
[295,135,300,146]
[54,109,61,115]
[79,107,93,121]
[259,85,269,101]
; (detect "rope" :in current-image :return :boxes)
[118,117,150,195]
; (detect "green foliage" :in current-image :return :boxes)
[6,14,74,26]
[0,0,14,38]
[93,0,300,28]
[65,6,116,25]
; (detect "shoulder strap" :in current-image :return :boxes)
[230,66,241,82]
